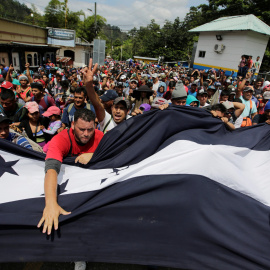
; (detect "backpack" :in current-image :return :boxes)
[241,100,253,127]
[67,103,91,114]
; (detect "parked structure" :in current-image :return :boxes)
[189,15,270,76]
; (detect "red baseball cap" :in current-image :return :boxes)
[37,79,46,87]
[42,106,61,117]
[1,81,14,90]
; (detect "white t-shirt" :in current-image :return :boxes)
[152,82,159,91]
[99,111,131,134]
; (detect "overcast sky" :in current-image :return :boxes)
[18,0,208,31]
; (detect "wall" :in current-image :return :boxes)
[193,31,269,74]
[57,45,92,68]
[0,18,47,45]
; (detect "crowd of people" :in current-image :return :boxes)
[0,58,270,270]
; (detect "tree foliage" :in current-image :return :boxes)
[0,0,32,22]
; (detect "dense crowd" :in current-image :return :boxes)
[0,58,270,270]
[0,58,269,151]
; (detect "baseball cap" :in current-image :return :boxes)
[0,112,11,124]
[100,90,118,102]
[197,88,208,95]
[208,85,216,90]
[114,97,130,109]
[42,106,61,117]
[229,88,236,96]
[264,100,270,111]
[263,91,270,100]
[139,103,151,112]
[24,101,39,113]
[222,101,234,110]
[120,75,126,80]
[1,81,14,90]
[243,87,253,92]
[151,97,169,108]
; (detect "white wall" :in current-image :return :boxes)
[58,45,92,67]
[193,31,269,72]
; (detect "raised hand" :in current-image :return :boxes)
[82,59,98,85]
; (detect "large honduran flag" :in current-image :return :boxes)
[0,106,270,270]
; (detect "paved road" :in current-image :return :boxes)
[0,262,180,270]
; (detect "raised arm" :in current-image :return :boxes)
[236,73,251,99]
[6,64,13,82]
[25,63,33,84]
[232,101,245,118]
[83,59,105,123]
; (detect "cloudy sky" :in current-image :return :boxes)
[18,0,208,31]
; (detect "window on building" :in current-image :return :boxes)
[27,54,32,66]
[13,57,17,67]
[199,51,206,58]
[34,53,38,66]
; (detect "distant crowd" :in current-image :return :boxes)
[1,57,270,270]
[0,58,269,153]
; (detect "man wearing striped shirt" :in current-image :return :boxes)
[0,113,32,149]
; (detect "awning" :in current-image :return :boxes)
[56,56,72,63]
[12,42,48,47]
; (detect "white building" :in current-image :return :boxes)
[189,14,270,76]
[57,38,93,68]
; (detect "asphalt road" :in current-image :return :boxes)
[0,262,181,270]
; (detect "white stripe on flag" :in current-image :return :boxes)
[0,140,269,206]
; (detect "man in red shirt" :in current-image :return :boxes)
[30,82,55,114]
[38,108,103,235]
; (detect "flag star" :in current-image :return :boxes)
[0,155,19,178]
[57,179,69,195]
[110,166,130,176]
[100,178,108,184]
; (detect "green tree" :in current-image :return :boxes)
[76,14,106,42]
[44,0,65,28]
[0,0,31,22]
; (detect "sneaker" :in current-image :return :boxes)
[74,261,86,270]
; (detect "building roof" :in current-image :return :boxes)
[134,56,158,61]
[189,14,270,36]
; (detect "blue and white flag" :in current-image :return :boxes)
[0,106,270,270]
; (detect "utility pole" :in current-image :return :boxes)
[65,0,68,29]
[94,2,97,34]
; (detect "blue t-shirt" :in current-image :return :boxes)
[62,103,95,127]
[188,90,197,97]
[239,96,257,117]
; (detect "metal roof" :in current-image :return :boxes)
[189,14,270,36]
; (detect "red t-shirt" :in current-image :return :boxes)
[33,95,55,111]
[46,128,104,162]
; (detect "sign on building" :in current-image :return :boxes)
[47,28,75,47]
[93,39,106,66]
